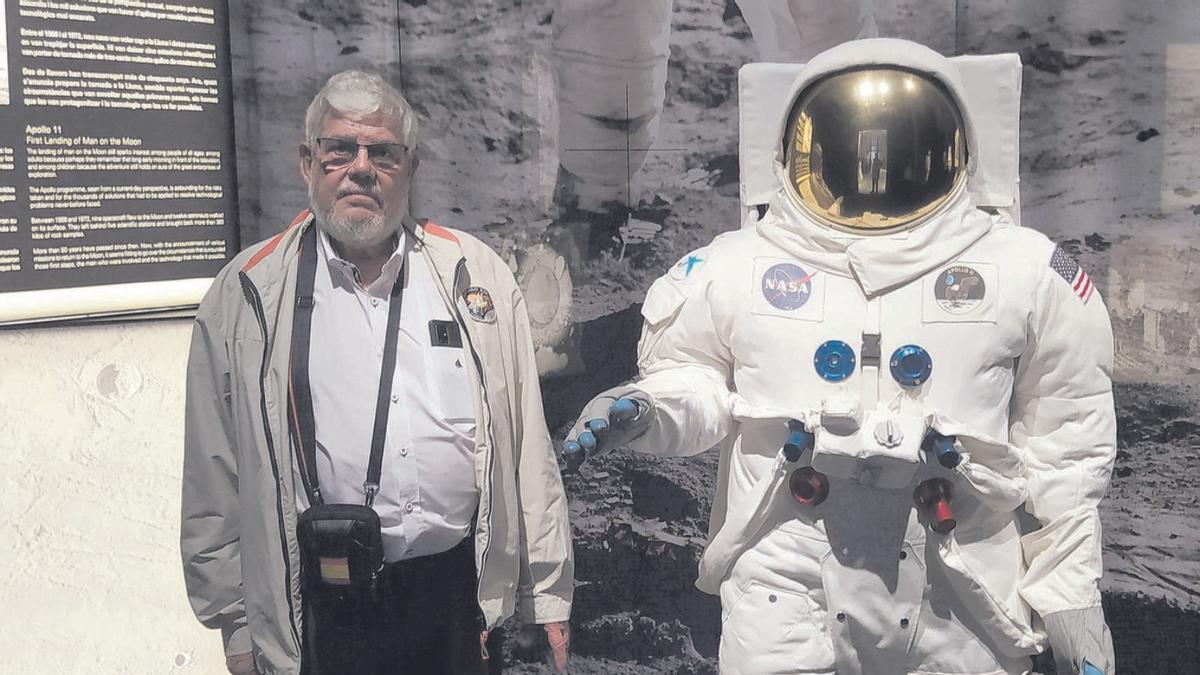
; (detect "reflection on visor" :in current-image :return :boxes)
[783,68,968,233]
[857,130,888,195]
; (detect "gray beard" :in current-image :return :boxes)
[309,180,406,248]
[316,204,395,247]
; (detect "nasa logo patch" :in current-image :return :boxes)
[761,263,815,311]
[934,265,986,314]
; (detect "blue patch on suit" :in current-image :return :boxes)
[670,251,707,280]
[761,263,814,311]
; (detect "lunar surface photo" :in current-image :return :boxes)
[224,1,1200,672]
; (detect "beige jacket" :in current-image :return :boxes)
[181,212,573,674]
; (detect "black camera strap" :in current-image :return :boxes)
[288,223,405,509]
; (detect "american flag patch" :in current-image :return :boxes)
[1049,247,1094,304]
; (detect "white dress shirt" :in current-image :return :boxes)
[292,226,479,562]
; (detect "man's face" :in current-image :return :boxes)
[299,110,418,248]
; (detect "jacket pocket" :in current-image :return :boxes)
[697,453,792,594]
[934,533,1044,658]
[720,580,835,673]
[428,347,477,424]
[640,275,686,325]
[636,276,686,364]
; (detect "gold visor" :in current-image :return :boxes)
[783,67,968,233]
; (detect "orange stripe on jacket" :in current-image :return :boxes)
[243,209,311,272]
[423,221,459,244]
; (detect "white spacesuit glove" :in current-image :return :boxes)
[562,386,655,471]
[1042,607,1114,674]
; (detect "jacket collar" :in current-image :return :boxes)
[239,211,310,342]
[403,216,467,294]
[240,211,469,316]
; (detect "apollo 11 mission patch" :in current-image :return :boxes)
[921,262,997,323]
[934,265,986,314]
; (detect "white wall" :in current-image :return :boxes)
[0,320,226,674]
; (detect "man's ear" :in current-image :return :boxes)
[299,144,313,184]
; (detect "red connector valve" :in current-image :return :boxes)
[914,478,956,534]
[790,467,830,506]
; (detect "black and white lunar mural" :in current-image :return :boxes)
[227,1,1200,672]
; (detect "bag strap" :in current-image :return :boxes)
[364,257,405,508]
[288,224,321,506]
[287,224,405,508]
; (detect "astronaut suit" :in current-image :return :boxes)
[565,39,1117,675]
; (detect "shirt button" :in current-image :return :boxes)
[371,298,379,307]
[836,612,847,623]
[399,447,408,457]
[391,394,399,404]
[404,502,414,513]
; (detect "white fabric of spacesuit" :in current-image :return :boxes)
[551,0,878,211]
[618,39,1116,674]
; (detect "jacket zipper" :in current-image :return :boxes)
[448,258,499,610]
[238,271,303,661]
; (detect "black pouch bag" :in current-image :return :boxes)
[297,504,384,593]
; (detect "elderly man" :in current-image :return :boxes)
[182,70,573,675]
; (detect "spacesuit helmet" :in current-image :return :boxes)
[782,67,969,234]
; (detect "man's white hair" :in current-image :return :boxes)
[304,70,419,146]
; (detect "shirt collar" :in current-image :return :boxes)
[317,226,406,296]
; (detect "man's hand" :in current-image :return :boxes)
[543,621,570,673]
[1043,607,1114,674]
[225,652,257,675]
[562,387,654,471]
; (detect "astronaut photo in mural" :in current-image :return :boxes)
[551,0,881,232]
[564,38,1117,675]
[518,0,882,375]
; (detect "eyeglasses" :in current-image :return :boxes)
[313,137,410,172]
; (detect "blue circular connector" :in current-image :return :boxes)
[814,340,857,382]
[890,344,933,387]
[783,419,815,462]
[923,431,961,469]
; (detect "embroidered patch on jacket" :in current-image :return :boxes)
[934,265,986,314]
[1049,247,1094,304]
[464,286,496,321]
[761,262,816,311]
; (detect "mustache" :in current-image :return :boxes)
[336,185,382,204]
